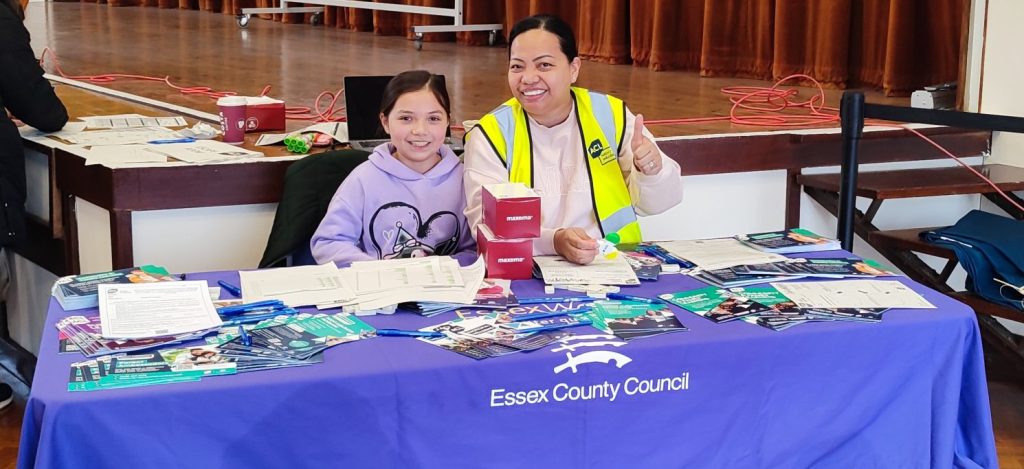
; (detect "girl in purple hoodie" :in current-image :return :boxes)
[311,71,476,266]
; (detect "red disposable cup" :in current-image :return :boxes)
[217,96,247,144]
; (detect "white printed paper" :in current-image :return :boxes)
[533,255,640,286]
[82,115,188,129]
[240,263,355,307]
[770,280,936,309]
[60,127,180,146]
[146,140,263,163]
[84,145,168,166]
[658,238,789,270]
[98,281,223,339]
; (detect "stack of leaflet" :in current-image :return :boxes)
[657,238,790,271]
[69,346,236,392]
[56,315,211,357]
[68,313,375,391]
[416,312,581,360]
[533,255,640,286]
[52,265,180,311]
[689,268,801,288]
[240,263,355,308]
[97,281,225,340]
[206,313,374,372]
[737,228,841,254]
[409,279,519,317]
[620,251,668,280]
[730,257,896,279]
[326,256,486,314]
[659,285,896,332]
[586,300,687,340]
[649,238,796,287]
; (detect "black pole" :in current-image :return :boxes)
[838,91,865,251]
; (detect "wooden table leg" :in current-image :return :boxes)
[61,194,80,275]
[110,209,134,269]
[785,169,802,229]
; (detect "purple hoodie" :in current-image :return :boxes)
[311,143,477,266]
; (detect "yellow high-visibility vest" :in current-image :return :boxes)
[472,87,642,244]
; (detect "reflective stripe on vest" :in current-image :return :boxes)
[471,87,642,243]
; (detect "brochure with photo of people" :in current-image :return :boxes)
[590,301,687,340]
[737,228,841,254]
[731,257,895,279]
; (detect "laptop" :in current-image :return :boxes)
[344,75,462,152]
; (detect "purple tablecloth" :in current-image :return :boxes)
[19,257,997,468]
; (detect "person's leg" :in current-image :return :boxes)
[0,247,15,410]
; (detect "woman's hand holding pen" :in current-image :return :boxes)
[631,114,662,176]
[554,227,598,265]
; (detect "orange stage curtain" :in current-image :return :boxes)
[631,0,966,95]
[83,0,965,95]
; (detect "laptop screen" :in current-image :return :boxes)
[343,75,451,141]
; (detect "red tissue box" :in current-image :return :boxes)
[482,183,541,239]
[477,224,534,280]
[243,97,286,132]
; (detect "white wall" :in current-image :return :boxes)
[972,0,1024,334]
[979,0,1024,167]
[75,199,277,275]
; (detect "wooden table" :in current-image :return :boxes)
[23,84,301,275]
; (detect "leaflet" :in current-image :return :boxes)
[771,280,936,309]
[533,255,639,286]
[98,281,223,339]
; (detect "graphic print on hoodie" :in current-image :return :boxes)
[368,201,461,259]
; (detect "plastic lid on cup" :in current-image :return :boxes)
[217,96,247,106]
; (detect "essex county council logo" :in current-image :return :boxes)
[551,334,632,374]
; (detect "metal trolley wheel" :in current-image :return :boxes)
[236,14,251,29]
[488,30,497,46]
[413,32,424,51]
[310,11,322,26]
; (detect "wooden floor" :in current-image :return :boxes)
[23,2,907,139]
[10,3,1022,467]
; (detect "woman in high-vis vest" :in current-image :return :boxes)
[462,14,683,265]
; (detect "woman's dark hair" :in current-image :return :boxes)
[2,0,25,20]
[379,70,451,118]
[508,14,577,62]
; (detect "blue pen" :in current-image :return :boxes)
[222,306,289,317]
[221,308,298,326]
[517,296,596,305]
[637,245,693,267]
[514,318,594,334]
[217,299,284,315]
[637,245,675,263]
[237,325,252,346]
[605,293,663,304]
[217,280,242,297]
[375,329,445,338]
[147,137,196,144]
[512,306,592,322]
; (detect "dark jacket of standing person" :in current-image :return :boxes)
[0,0,68,246]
